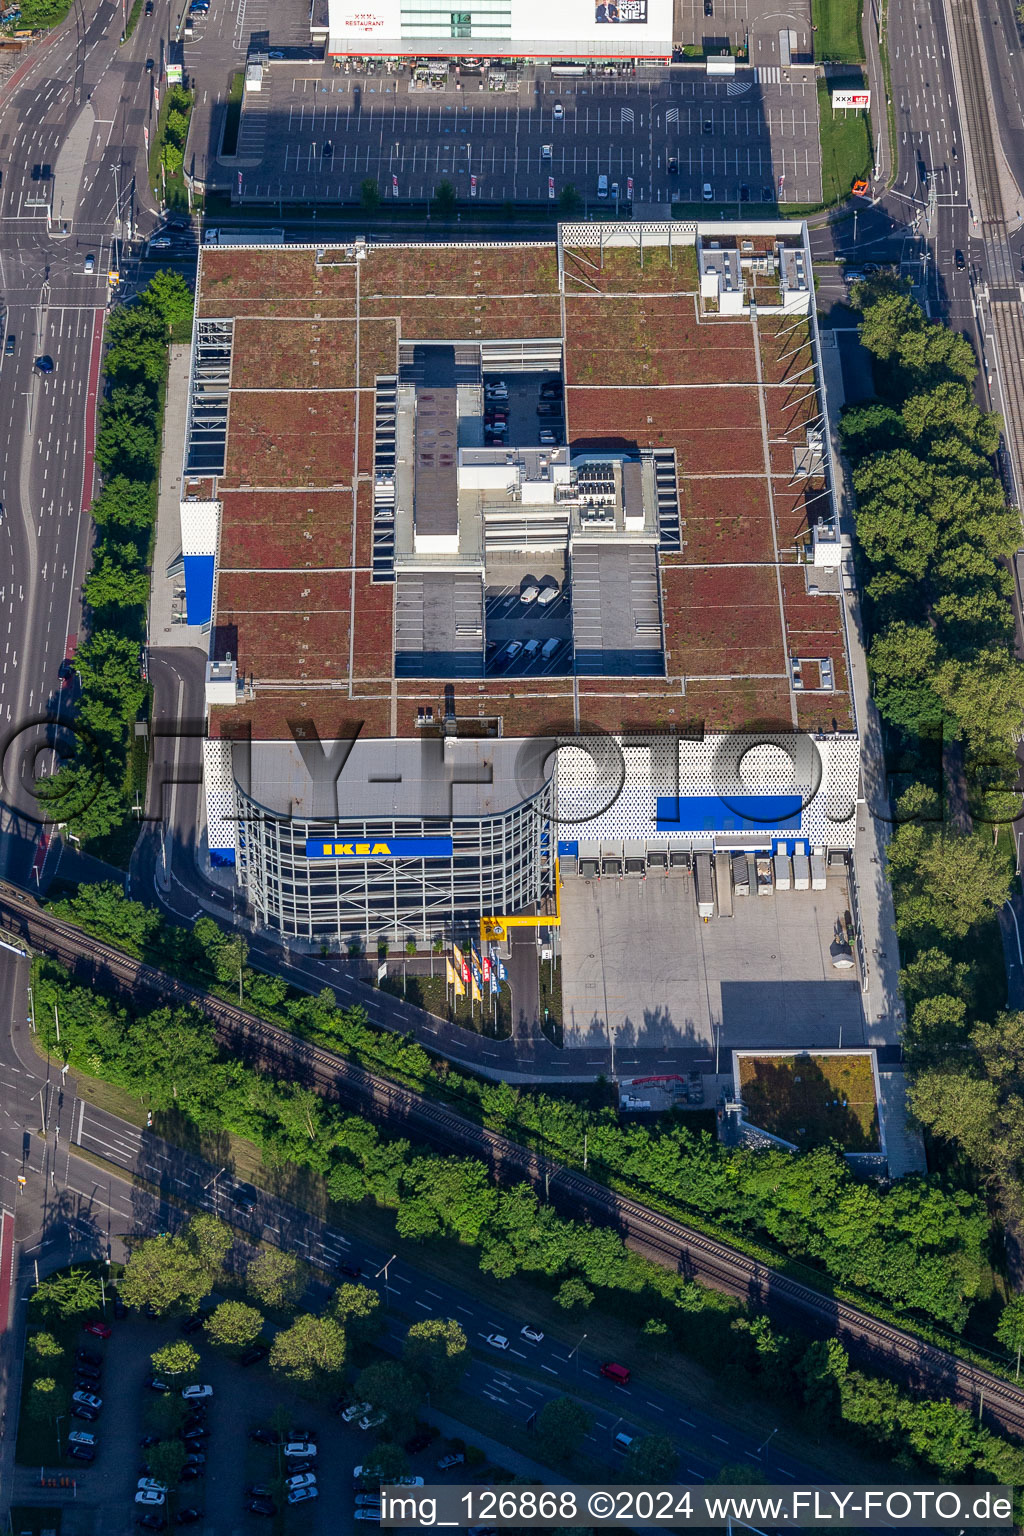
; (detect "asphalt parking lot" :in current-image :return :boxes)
[559,868,866,1060]
[57,1311,364,1535]
[222,65,822,208]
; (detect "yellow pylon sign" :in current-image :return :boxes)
[481,919,506,942]
[480,859,561,947]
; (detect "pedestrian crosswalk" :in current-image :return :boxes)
[753,65,781,83]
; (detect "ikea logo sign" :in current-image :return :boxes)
[306,836,454,860]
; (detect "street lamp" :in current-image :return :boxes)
[568,1332,587,1378]
[757,1426,778,1469]
[375,1253,397,1309]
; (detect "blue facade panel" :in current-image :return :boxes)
[655,795,803,832]
[183,554,215,627]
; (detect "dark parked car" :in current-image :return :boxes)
[145,1377,171,1393]
[180,1464,204,1481]
[240,1343,269,1365]
[113,1295,128,1320]
[180,1426,209,1442]
[405,1425,439,1453]
[249,1428,279,1446]
[247,1499,276,1518]
[174,1512,204,1526]
[136,1518,167,1533]
[245,1485,274,1499]
[179,1314,204,1335]
[71,1404,99,1422]
[69,1443,95,1462]
[4,333,14,355]
[76,1349,102,1366]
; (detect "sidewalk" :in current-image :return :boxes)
[819,329,906,1048]
[860,0,892,187]
[148,342,207,652]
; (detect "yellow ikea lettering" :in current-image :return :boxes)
[321,843,331,855]
[333,843,354,855]
[356,843,370,855]
[372,843,392,855]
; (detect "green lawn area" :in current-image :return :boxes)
[380,969,512,1038]
[813,0,865,62]
[738,1051,880,1151]
[817,77,872,205]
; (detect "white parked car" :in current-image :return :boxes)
[503,640,523,660]
[553,101,563,118]
[703,182,713,200]
[520,585,540,604]
[536,585,558,606]
[72,1391,102,1409]
[181,1384,213,1401]
[286,1473,317,1491]
[135,1489,166,1506]
[520,1325,545,1343]
[138,1479,169,1494]
[289,1485,320,1504]
[342,1401,372,1423]
[359,1411,387,1431]
[485,1333,509,1350]
[284,1441,317,1458]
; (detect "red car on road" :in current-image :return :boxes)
[83,1319,112,1339]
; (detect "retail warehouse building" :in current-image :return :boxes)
[318,0,673,61]
[184,221,860,946]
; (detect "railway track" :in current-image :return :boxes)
[6,887,1024,1440]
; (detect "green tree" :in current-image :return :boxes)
[144,1392,189,1438]
[935,648,1024,751]
[91,476,156,531]
[866,623,943,734]
[162,141,184,176]
[358,1442,410,1482]
[26,1375,67,1425]
[403,1317,469,1393]
[165,109,189,143]
[36,762,128,841]
[27,1330,64,1364]
[355,1360,423,1437]
[31,1267,101,1321]
[432,179,457,217]
[535,1396,591,1463]
[331,1282,383,1343]
[204,1299,264,1349]
[624,1433,679,1483]
[798,1338,848,1420]
[84,552,151,609]
[554,1277,593,1313]
[95,383,159,477]
[360,178,381,211]
[268,1312,346,1386]
[995,1294,1024,1379]
[246,1247,307,1310]
[185,1213,234,1277]
[145,1437,187,1489]
[908,1070,996,1164]
[887,816,1013,941]
[145,268,194,336]
[120,1234,216,1315]
[151,1339,200,1377]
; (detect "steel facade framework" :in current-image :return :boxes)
[236,776,556,944]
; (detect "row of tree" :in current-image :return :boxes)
[844,280,1024,759]
[843,285,1024,1238]
[36,273,194,843]
[45,884,993,1335]
[29,957,1024,1494]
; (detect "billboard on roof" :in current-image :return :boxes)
[329,0,668,43]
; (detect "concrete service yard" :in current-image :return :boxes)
[559,869,866,1066]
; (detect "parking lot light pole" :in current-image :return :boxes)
[375,1253,396,1309]
[568,1332,587,1379]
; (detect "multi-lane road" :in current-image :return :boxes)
[0,0,175,888]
